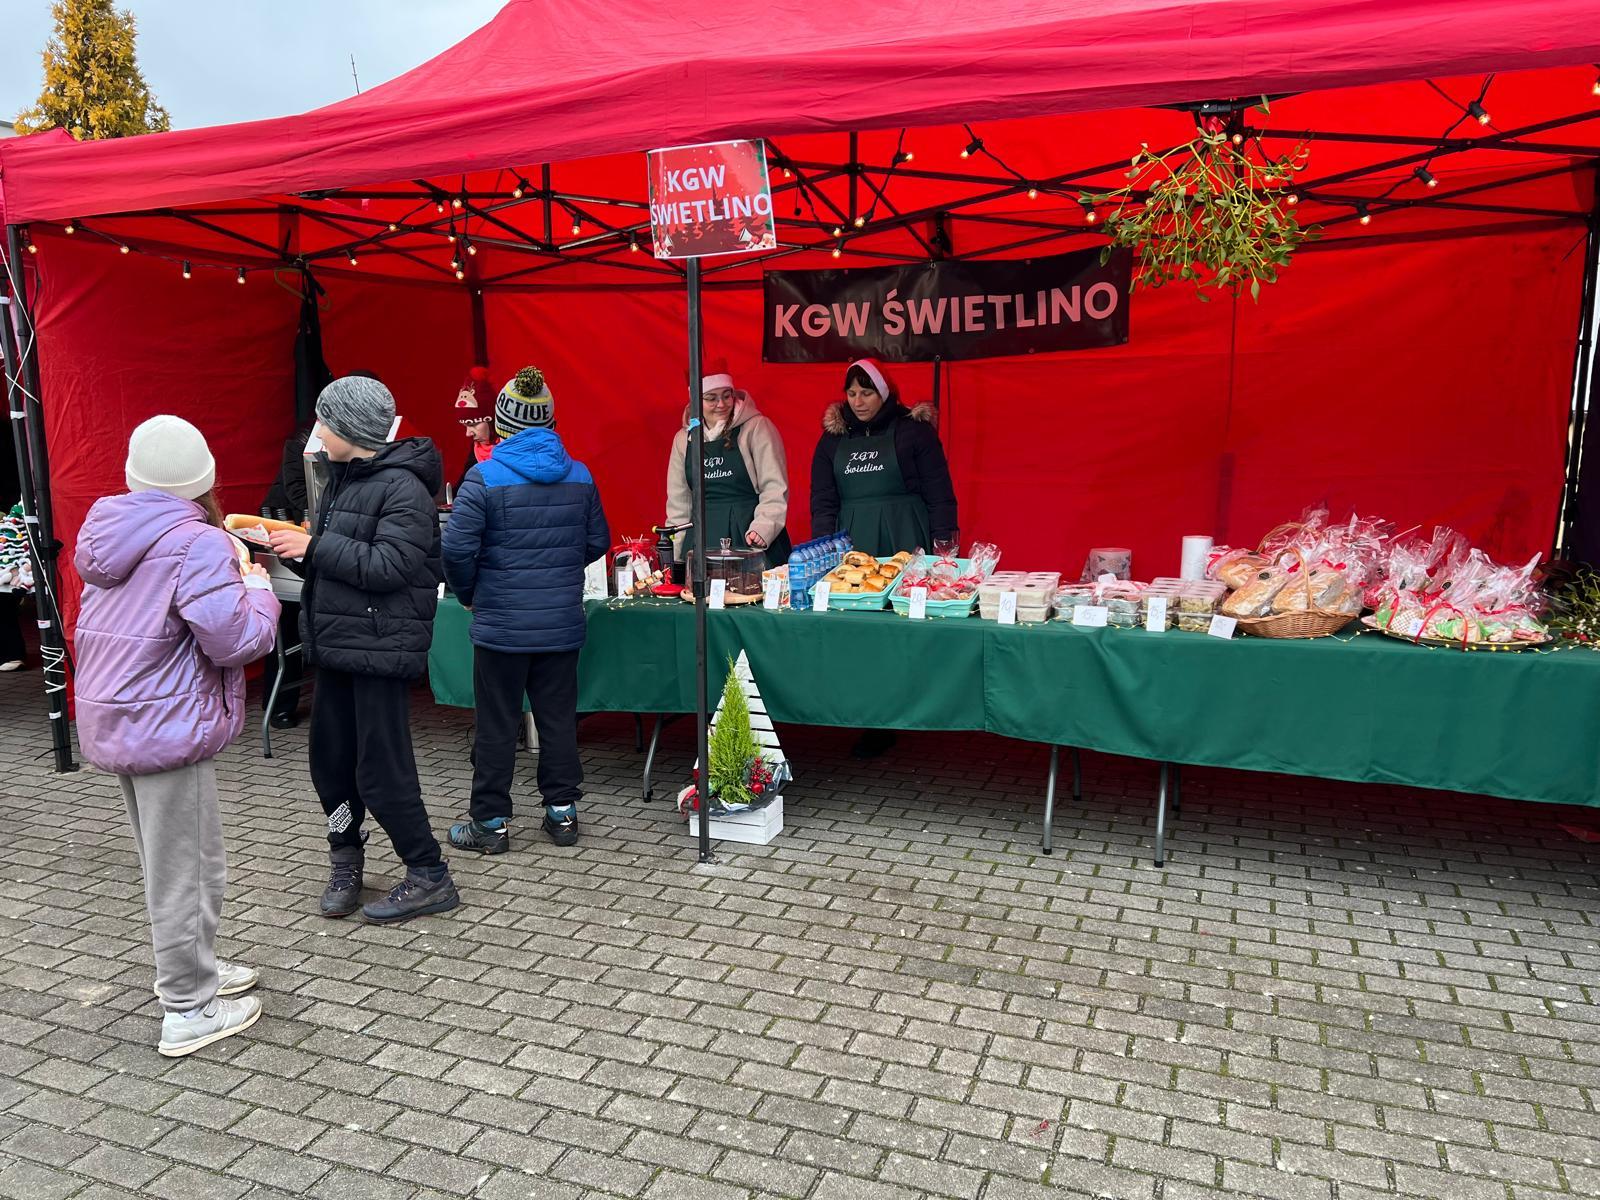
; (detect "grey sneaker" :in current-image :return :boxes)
[152,960,258,1002]
[321,845,364,917]
[157,996,262,1057]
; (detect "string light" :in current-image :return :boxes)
[63,222,75,235]
[119,243,131,254]
[435,199,446,214]
[452,196,465,210]
[1356,202,1372,225]
[347,250,359,266]
[831,243,843,258]
[961,136,983,159]
[853,215,866,228]
[1592,75,1600,97]
[181,261,192,279]
[782,168,793,179]
[1081,200,1099,224]
[1467,99,1490,125]
[831,225,843,237]
[236,267,247,284]
[451,255,461,270]
[1286,192,1301,206]
[465,239,478,256]
[454,268,466,280]
[629,234,639,252]
[1232,132,1245,145]
[570,217,582,236]
[388,222,399,232]
[512,176,529,199]
[24,232,37,254]
[1027,187,1039,199]
[1414,166,1438,188]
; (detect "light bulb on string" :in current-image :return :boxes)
[119,243,131,254]
[1414,166,1438,188]
[236,267,247,284]
[452,196,464,210]
[1027,187,1038,199]
[1592,75,1600,97]
[388,222,399,232]
[347,250,359,266]
[629,235,639,252]
[465,240,477,256]
[571,218,582,236]
[1232,132,1245,145]
[512,176,528,199]
[1083,202,1099,224]
[63,222,75,235]
[853,215,866,228]
[961,136,982,159]
[435,199,446,214]
[831,242,843,259]
[455,268,466,280]
[451,256,461,270]
[1286,192,1301,206]
[25,232,37,254]
[831,225,843,237]
[1467,100,1490,125]
[181,261,192,280]
[1356,203,1372,226]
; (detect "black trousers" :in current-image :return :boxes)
[309,669,442,869]
[261,601,302,718]
[469,647,582,822]
[0,592,24,663]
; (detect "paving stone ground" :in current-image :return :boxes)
[0,666,1598,1200]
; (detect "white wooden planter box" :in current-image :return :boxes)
[690,796,784,846]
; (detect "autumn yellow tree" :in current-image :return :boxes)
[15,0,171,139]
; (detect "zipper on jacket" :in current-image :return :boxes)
[302,469,346,662]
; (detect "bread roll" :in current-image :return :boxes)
[225,514,303,542]
[878,563,902,580]
[842,568,866,585]
[863,575,889,592]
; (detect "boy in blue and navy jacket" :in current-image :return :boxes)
[441,366,609,851]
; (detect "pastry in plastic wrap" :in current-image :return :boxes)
[1271,570,1346,613]
[1221,570,1289,618]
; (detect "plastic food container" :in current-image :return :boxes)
[979,571,1061,622]
[1051,583,1097,622]
[703,537,765,598]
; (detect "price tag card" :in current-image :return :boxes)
[708,579,727,609]
[1072,605,1109,628]
[1144,596,1168,632]
[907,586,929,620]
[763,578,783,610]
[997,591,1018,626]
[614,569,630,597]
[1097,572,1118,585]
[1208,615,1238,639]
[812,581,832,612]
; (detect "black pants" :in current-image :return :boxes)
[261,601,302,718]
[469,647,582,822]
[309,669,442,869]
[0,592,24,663]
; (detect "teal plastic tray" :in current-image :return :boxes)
[810,567,895,611]
[887,558,980,619]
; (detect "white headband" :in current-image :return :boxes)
[850,358,892,399]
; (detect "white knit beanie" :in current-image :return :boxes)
[125,416,216,500]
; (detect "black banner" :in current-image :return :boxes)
[762,247,1131,363]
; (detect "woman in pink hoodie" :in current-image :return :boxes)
[74,416,280,1057]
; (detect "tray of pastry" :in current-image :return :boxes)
[811,550,911,610]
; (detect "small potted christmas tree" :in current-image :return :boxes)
[678,656,789,840]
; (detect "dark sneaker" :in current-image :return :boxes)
[850,729,898,759]
[320,845,364,918]
[542,805,579,847]
[269,711,299,729]
[449,817,509,855]
[361,868,461,925]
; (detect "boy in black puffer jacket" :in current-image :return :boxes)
[269,376,459,925]
[442,366,608,854]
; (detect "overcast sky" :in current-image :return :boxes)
[3,1,508,130]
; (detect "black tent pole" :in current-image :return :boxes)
[1558,167,1600,558]
[3,227,77,774]
[686,257,711,863]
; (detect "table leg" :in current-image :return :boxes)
[642,716,663,802]
[1042,745,1059,855]
[1154,762,1170,867]
[262,635,287,759]
[634,713,644,753]
[1071,747,1082,806]
[1171,763,1182,819]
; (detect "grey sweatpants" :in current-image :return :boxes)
[118,760,225,1013]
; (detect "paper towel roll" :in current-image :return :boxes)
[1180,535,1213,581]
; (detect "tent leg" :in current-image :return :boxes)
[1042,745,1058,855]
[1171,763,1182,819]
[1071,747,1082,806]
[2,226,76,775]
[686,258,712,864]
[1558,166,1600,557]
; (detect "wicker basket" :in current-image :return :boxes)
[1232,548,1358,639]
[1236,609,1357,639]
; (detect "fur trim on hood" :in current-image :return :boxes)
[823,400,937,436]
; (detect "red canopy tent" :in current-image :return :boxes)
[4,0,1600,774]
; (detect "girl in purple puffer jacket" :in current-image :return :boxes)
[74,416,280,1057]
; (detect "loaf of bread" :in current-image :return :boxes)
[1222,570,1290,618]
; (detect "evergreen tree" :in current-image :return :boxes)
[708,658,757,804]
[16,0,170,139]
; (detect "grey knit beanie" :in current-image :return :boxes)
[316,375,396,451]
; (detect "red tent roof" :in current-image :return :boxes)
[4,0,1600,223]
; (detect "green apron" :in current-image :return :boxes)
[833,427,931,558]
[684,426,791,567]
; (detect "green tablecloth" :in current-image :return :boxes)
[430,597,1600,808]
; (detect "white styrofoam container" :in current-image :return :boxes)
[690,795,784,846]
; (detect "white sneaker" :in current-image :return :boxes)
[152,960,259,1002]
[0,660,22,672]
[157,995,261,1057]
